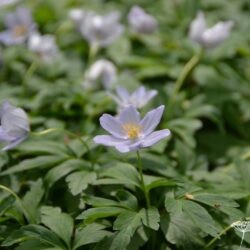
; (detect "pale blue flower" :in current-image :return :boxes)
[94,105,170,153]
[0,0,19,8]
[189,11,233,49]
[28,32,58,62]
[71,10,124,48]
[0,101,30,151]
[84,59,117,89]
[0,7,36,46]
[128,6,157,34]
[111,86,157,109]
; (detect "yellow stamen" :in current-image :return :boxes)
[13,25,28,37]
[122,123,141,139]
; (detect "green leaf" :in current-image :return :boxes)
[66,171,97,196]
[161,213,204,248]
[145,178,176,192]
[115,190,138,210]
[77,207,127,223]
[22,179,44,224]
[16,239,62,250]
[182,200,220,237]
[18,140,70,156]
[111,210,143,250]
[40,206,74,248]
[73,223,111,249]
[0,155,70,176]
[99,163,140,189]
[140,207,160,231]
[2,225,66,249]
[44,159,88,189]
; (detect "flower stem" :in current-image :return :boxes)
[88,42,99,65]
[136,151,150,208]
[166,48,204,119]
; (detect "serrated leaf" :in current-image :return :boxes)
[115,190,138,210]
[100,163,140,189]
[145,178,176,192]
[161,213,204,248]
[66,171,96,196]
[182,200,220,237]
[22,179,44,224]
[73,223,111,249]
[140,207,160,231]
[40,206,74,248]
[77,207,127,223]
[111,210,143,250]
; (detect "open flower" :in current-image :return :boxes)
[28,32,58,63]
[94,105,170,153]
[189,11,233,49]
[84,59,117,89]
[128,6,157,34]
[0,101,30,151]
[73,10,124,48]
[111,86,157,109]
[0,7,36,45]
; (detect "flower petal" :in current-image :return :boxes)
[116,86,130,104]
[1,134,28,151]
[99,114,125,138]
[93,135,125,146]
[118,105,140,125]
[189,11,206,44]
[140,105,165,136]
[115,140,142,153]
[141,129,170,147]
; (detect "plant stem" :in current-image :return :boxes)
[136,151,150,208]
[88,42,99,65]
[166,48,204,119]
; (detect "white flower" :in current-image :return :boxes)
[0,101,30,151]
[28,32,58,62]
[189,11,234,49]
[71,10,124,48]
[128,6,157,34]
[84,59,117,89]
[69,8,85,24]
[111,86,158,109]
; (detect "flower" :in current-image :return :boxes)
[110,86,158,109]
[93,105,170,153]
[28,32,58,63]
[0,101,30,151]
[128,6,157,34]
[189,11,234,49]
[73,10,124,48]
[84,59,117,89]
[0,7,36,45]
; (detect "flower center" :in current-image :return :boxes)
[122,123,141,139]
[13,25,28,37]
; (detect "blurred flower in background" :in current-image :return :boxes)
[71,10,124,48]
[84,59,117,89]
[0,101,30,151]
[189,11,234,49]
[94,105,170,153]
[128,6,157,34]
[0,7,36,45]
[28,32,58,63]
[0,0,19,8]
[111,86,158,109]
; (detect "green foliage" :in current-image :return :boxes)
[0,0,250,249]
